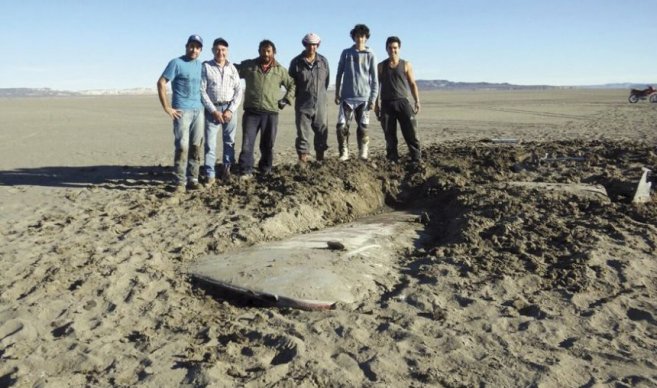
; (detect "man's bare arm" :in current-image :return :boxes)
[405,61,420,114]
[157,76,181,119]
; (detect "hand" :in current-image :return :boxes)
[374,104,380,120]
[414,102,421,114]
[222,110,233,122]
[212,111,225,124]
[335,96,341,105]
[166,107,182,120]
[366,101,373,111]
[277,99,288,110]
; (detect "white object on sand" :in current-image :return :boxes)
[632,167,652,204]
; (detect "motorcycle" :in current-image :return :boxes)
[628,85,657,103]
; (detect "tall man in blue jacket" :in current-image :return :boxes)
[157,34,205,191]
[334,24,378,161]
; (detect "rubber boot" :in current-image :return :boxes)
[339,145,349,161]
[337,125,350,161]
[359,142,369,160]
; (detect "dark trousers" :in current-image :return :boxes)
[295,109,328,155]
[380,99,421,161]
[238,110,278,174]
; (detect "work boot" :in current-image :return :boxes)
[203,177,216,187]
[172,183,186,194]
[220,165,232,183]
[186,180,201,190]
[359,142,369,160]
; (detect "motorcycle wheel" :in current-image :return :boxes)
[628,94,639,103]
[650,94,657,103]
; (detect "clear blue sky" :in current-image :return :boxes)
[2,0,655,90]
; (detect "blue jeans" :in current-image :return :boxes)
[204,104,237,178]
[173,109,204,184]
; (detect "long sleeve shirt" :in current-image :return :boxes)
[288,52,330,113]
[201,59,243,114]
[236,58,295,113]
[335,46,378,105]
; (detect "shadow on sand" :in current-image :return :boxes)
[0,165,172,190]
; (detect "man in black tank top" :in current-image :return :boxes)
[374,36,422,163]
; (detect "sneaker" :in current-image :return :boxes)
[359,143,369,160]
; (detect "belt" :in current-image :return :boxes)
[214,101,230,105]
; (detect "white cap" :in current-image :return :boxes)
[302,33,321,45]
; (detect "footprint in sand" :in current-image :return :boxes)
[627,308,656,325]
[50,321,74,338]
[0,319,38,345]
[263,334,304,365]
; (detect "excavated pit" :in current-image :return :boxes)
[190,139,657,309]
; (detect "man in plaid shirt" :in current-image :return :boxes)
[201,38,243,185]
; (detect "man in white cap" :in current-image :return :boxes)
[157,34,205,192]
[288,33,330,163]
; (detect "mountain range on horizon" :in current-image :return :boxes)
[1,81,655,97]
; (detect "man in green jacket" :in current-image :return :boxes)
[236,39,295,177]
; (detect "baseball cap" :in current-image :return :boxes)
[187,34,203,47]
[302,33,321,45]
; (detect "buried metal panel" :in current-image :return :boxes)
[189,211,425,308]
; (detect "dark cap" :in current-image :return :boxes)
[187,34,203,47]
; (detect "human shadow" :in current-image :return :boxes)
[0,165,172,190]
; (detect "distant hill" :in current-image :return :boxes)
[415,80,657,91]
[578,83,657,90]
[3,82,656,97]
[416,80,555,91]
[0,87,157,97]
[78,88,157,96]
[0,88,79,97]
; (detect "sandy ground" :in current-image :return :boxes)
[1,89,657,386]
